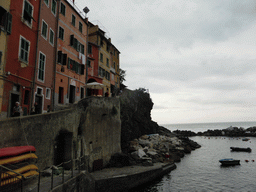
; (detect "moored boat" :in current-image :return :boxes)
[230,147,251,152]
[242,138,250,141]
[219,158,240,166]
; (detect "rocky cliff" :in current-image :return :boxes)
[119,88,172,151]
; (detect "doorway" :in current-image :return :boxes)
[54,130,73,169]
[58,87,64,104]
[69,85,75,103]
[35,94,43,114]
[10,93,20,117]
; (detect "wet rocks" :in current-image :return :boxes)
[109,134,201,168]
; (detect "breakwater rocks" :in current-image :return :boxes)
[107,134,201,168]
[173,126,256,137]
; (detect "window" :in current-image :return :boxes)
[87,60,91,67]
[71,14,76,26]
[0,7,12,34]
[57,51,67,65]
[79,22,82,33]
[41,20,48,39]
[105,71,110,80]
[60,3,66,16]
[107,44,110,52]
[99,67,105,77]
[38,52,45,81]
[44,0,49,6]
[23,0,34,26]
[58,26,64,40]
[46,88,51,99]
[88,44,92,54]
[70,35,84,53]
[106,58,109,67]
[23,90,30,105]
[68,58,84,75]
[19,36,30,63]
[51,0,56,15]
[49,29,54,45]
[113,62,116,69]
[100,53,103,62]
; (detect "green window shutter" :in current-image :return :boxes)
[6,12,12,34]
[67,58,70,69]
[70,35,74,46]
[81,44,84,54]
[62,54,67,65]
[57,51,62,63]
[81,64,84,75]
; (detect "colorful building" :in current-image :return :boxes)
[1,0,40,118]
[88,22,120,97]
[0,0,12,119]
[33,0,59,113]
[54,0,88,108]
[87,41,102,96]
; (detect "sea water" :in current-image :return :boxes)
[132,121,256,192]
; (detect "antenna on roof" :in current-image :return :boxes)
[83,7,90,16]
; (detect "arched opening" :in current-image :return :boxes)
[54,130,73,169]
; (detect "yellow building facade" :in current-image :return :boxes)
[0,0,11,117]
[88,23,120,96]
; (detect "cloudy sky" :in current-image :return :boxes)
[76,0,256,124]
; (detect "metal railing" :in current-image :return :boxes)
[37,156,86,191]
[0,165,25,192]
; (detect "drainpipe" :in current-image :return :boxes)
[52,0,60,111]
[85,19,89,97]
[31,0,42,114]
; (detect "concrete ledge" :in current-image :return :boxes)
[91,163,176,192]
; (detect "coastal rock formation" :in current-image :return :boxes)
[108,134,201,167]
[119,88,159,150]
[173,126,256,137]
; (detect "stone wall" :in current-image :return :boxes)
[0,97,121,171]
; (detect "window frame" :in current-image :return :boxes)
[71,14,76,26]
[79,21,83,33]
[44,0,49,7]
[88,44,92,54]
[49,28,54,46]
[41,20,48,40]
[58,26,64,40]
[19,35,30,64]
[22,0,34,27]
[106,58,109,67]
[60,2,66,16]
[51,0,57,16]
[100,53,103,62]
[46,88,51,99]
[38,51,46,82]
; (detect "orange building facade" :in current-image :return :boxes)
[54,0,88,108]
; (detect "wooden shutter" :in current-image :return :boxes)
[81,64,84,75]
[6,12,12,34]
[62,54,67,65]
[57,51,62,63]
[70,35,74,46]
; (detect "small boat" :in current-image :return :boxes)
[242,138,250,141]
[219,158,240,166]
[230,147,252,152]
[0,146,36,158]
